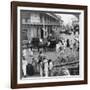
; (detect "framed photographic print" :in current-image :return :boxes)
[11,1,88,89]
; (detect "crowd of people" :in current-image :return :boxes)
[56,36,79,55]
[21,24,79,78]
[22,45,73,78]
[22,48,54,77]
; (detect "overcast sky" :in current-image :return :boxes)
[56,14,78,26]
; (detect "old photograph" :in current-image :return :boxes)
[11,2,87,88]
[20,10,80,79]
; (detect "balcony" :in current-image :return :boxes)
[22,18,60,26]
[22,22,60,26]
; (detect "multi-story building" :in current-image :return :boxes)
[20,11,63,42]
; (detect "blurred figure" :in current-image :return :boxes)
[56,41,62,53]
[48,59,53,76]
[28,48,33,64]
[32,58,37,73]
[26,48,34,76]
[29,48,33,56]
[22,47,34,76]
[43,57,48,77]
[66,39,70,47]
[60,67,70,76]
[39,38,43,44]
[62,39,67,53]
[22,56,27,77]
[22,48,27,58]
[38,50,45,77]
[22,48,28,77]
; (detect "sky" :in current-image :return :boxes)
[56,14,78,26]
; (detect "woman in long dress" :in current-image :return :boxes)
[38,51,45,77]
[43,57,49,77]
[22,56,28,77]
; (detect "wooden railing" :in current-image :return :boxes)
[54,60,79,68]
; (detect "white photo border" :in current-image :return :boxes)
[17,6,84,84]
